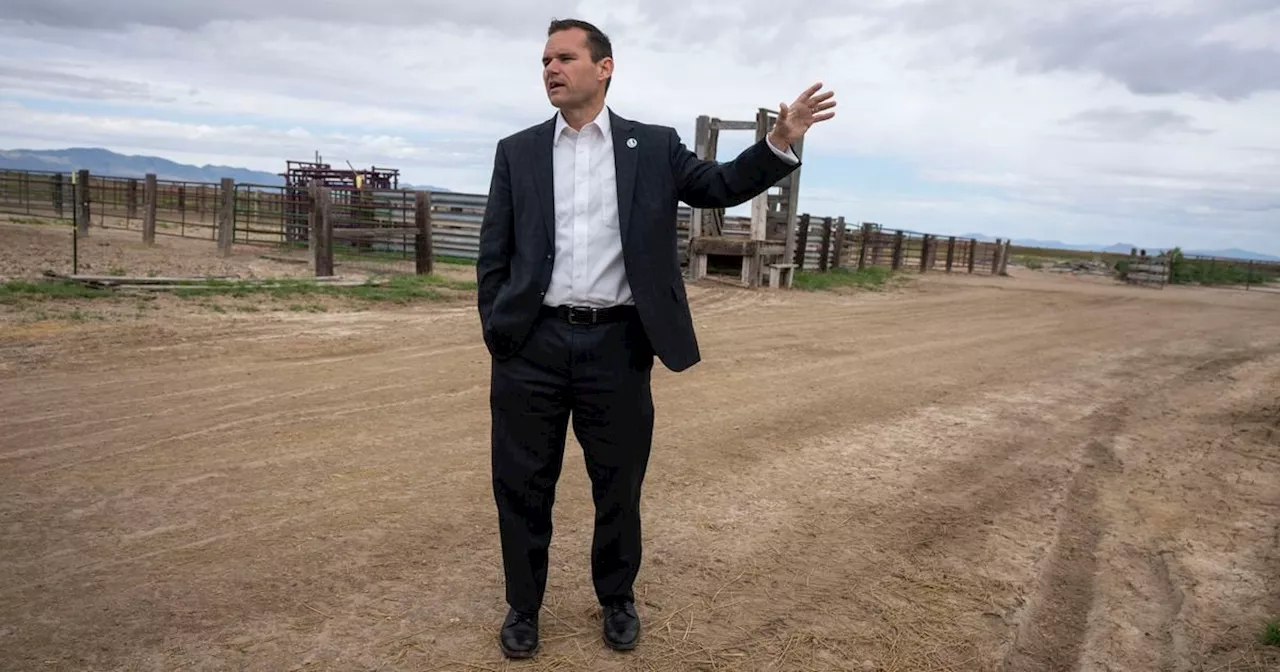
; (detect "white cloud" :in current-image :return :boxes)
[0,0,1278,254]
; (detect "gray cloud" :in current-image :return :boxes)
[3,0,569,33]
[3,0,851,65]
[1061,107,1212,141]
[880,0,1280,99]
[0,65,165,101]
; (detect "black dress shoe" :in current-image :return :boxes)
[499,608,539,659]
[602,600,640,651]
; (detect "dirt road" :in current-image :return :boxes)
[2,268,1278,671]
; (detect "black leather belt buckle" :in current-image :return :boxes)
[565,306,598,325]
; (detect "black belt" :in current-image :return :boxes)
[541,304,637,325]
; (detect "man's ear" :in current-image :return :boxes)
[599,56,614,83]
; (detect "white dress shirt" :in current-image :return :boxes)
[543,106,799,308]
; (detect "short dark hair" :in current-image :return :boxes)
[548,18,612,90]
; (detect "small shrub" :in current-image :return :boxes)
[1261,620,1280,647]
[1167,246,1270,286]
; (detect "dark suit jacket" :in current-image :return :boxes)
[476,109,801,372]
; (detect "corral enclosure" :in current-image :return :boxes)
[0,167,1015,281]
[9,166,1276,293]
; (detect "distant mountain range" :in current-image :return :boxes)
[0,148,449,191]
[960,234,1280,262]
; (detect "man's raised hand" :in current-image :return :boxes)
[769,82,836,151]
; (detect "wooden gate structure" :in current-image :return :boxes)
[686,108,803,289]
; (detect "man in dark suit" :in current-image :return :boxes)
[476,17,835,659]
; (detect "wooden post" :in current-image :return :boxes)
[946,237,956,272]
[308,183,320,268]
[1001,240,1012,275]
[892,231,905,270]
[858,222,872,270]
[818,216,834,271]
[920,235,933,272]
[142,173,157,245]
[76,169,90,237]
[793,213,810,269]
[689,115,711,242]
[968,239,977,273]
[831,216,847,270]
[217,177,235,257]
[126,178,139,221]
[177,185,186,234]
[309,185,334,277]
[415,191,433,275]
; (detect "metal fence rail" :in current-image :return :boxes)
[0,169,71,220]
[1179,254,1280,292]
[233,183,301,246]
[155,178,223,240]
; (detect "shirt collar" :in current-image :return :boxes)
[554,105,611,145]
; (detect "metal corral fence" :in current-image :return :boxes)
[0,169,73,221]
[1177,254,1280,293]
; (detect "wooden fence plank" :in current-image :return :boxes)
[831,216,847,270]
[818,217,833,271]
[793,213,810,269]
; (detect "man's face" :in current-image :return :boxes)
[542,28,611,108]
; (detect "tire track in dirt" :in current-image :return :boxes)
[999,433,1121,671]
[1000,346,1280,672]
[1074,349,1280,672]
[624,342,1278,671]
[1153,550,1191,672]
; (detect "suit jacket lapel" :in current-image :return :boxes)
[610,110,637,243]
[533,117,556,246]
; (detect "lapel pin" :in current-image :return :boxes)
[626,138,637,148]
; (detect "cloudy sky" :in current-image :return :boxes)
[2,0,1278,253]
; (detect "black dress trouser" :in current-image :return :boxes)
[489,306,655,615]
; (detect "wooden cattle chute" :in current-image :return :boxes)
[686,108,803,289]
[1124,249,1171,288]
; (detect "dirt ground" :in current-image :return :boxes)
[0,217,473,286]
[1,219,1278,671]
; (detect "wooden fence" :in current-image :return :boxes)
[0,167,1015,278]
[1123,253,1170,288]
